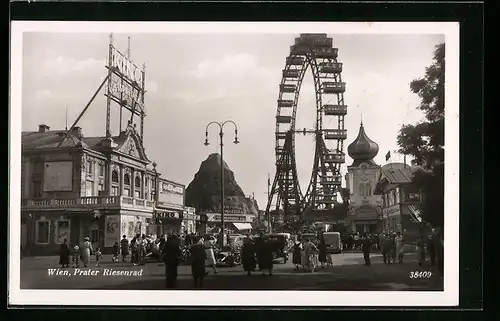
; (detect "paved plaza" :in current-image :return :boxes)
[20,252,443,291]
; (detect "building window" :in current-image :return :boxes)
[32,181,42,197]
[124,188,130,197]
[98,183,104,193]
[111,186,119,196]
[98,164,104,177]
[145,177,150,189]
[86,181,94,197]
[135,190,141,198]
[124,173,130,186]
[55,220,70,244]
[36,220,50,244]
[145,192,149,200]
[112,170,119,183]
[86,160,93,174]
[135,176,141,188]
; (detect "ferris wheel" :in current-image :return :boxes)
[265,33,347,223]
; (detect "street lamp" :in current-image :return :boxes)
[204,120,239,248]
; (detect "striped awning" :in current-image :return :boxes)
[408,205,423,223]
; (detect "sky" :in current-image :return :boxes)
[21,32,444,210]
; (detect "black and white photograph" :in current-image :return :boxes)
[9,22,459,306]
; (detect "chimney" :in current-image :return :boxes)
[38,124,50,133]
[71,126,82,137]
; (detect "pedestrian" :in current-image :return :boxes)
[139,234,147,265]
[59,238,70,268]
[318,237,327,269]
[130,235,138,265]
[204,235,218,274]
[241,236,256,276]
[95,247,102,267]
[120,235,129,262]
[80,237,93,268]
[292,239,302,270]
[391,233,397,263]
[427,232,436,266]
[162,235,181,289]
[416,237,426,266]
[362,234,371,266]
[258,236,274,276]
[382,233,393,264]
[189,236,206,288]
[71,245,80,268]
[395,232,405,264]
[112,241,120,262]
[302,237,318,273]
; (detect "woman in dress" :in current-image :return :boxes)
[203,235,218,274]
[120,235,129,262]
[80,237,93,268]
[292,239,302,270]
[241,236,256,276]
[302,238,319,273]
[59,238,70,268]
[162,235,181,289]
[395,232,405,264]
[190,236,207,288]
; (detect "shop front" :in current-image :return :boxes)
[204,213,254,234]
[348,205,382,234]
[151,210,183,236]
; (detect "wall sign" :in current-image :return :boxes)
[382,205,400,216]
[205,213,253,223]
[161,182,184,194]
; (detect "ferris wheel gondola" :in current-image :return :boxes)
[266,33,348,224]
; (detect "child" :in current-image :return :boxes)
[95,247,103,267]
[72,245,80,268]
[326,253,333,267]
[112,242,120,262]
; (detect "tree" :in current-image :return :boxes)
[397,43,445,228]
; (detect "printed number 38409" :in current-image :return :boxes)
[410,271,432,278]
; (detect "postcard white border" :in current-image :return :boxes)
[9,21,459,307]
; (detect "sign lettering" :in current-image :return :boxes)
[383,205,400,216]
[161,182,184,194]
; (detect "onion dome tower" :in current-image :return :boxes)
[347,122,379,166]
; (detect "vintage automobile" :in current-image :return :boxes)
[267,233,290,264]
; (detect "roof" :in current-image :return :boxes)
[21,130,121,150]
[380,163,414,184]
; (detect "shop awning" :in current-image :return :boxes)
[232,222,252,231]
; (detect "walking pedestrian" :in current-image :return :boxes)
[382,233,393,264]
[112,241,120,262]
[427,232,436,266]
[203,235,218,274]
[80,237,93,268]
[395,232,405,264]
[162,235,181,289]
[241,236,256,276]
[416,237,426,266]
[59,238,70,268]
[318,237,327,269]
[362,234,371,266]
[120,235,129,262]
[71,245,80,268]
[258,236,274,276]
[190,236,206,288]
[292,239,302,270]
[95,247,102,267]
[139,234,147,265]
[130,235,138,265]
[302,238,318,273]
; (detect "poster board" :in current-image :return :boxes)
[105,216,120,247]
[43,161,73,191]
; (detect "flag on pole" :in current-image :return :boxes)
[268,173,271,186]
[385,151,391,161]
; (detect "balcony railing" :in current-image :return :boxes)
[22,195,155,211]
